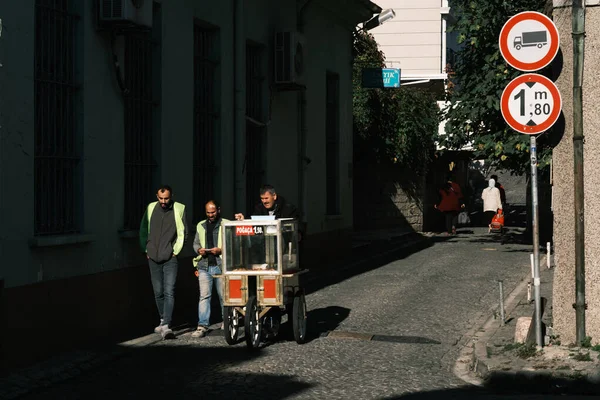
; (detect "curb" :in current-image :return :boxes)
[470,255,548,380]
[0,325,193,400]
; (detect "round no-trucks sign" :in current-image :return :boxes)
[500,73,562,135]
[499,11,559,72]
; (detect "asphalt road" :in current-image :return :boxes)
[19,228,598,399]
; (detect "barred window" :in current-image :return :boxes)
[123,4,161,231]
[245,43,266,214]
[325,72,340,215]
[34,0,80,235]
[193,23,220,223]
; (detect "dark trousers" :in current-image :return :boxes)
[484,211,496,226]
[444,211,458,234]
[148,256,178,327]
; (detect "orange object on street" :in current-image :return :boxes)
[490,209,505,233]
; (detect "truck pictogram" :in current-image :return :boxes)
[513,30,548,50]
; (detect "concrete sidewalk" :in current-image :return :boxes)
[463,252,600,393]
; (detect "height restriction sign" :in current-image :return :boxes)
[500,73,561,135]
[499,11,559,71]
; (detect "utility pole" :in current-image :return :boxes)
[572,0,586,345]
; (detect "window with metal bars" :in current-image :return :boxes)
[325,72,340,215]
[34,0,80,236]
[245,43,266,214]
[193,23,220,223]
[122,15,160,231]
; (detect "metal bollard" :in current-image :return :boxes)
[527,282,532,302]
[498,280,505,326]
[530,253,535,278]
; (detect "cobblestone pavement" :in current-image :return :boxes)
[16,228,598,399]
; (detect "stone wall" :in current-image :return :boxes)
[353,162,425,232]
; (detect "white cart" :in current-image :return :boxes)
[220,218,308,348]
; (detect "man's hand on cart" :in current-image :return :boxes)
[234,213,245,221]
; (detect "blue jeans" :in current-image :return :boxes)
[148,257,178,327]
[197,265,223,328]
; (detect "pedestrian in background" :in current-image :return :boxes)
[191,200,228,338]
[490,174,507,207]
[481,178,503,227]
[139,185,188,339]
[435,175,464,235]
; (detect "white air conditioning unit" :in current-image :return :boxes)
[274,32,305,85]
[99,0,153,28]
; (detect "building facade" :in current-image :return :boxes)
[0,0,380,368]
[552,0,600,345]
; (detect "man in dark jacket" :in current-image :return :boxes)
[139,185,188,339]
[235,184,299,220]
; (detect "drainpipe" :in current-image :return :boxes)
[233,0,245,212]
[297,5,309,227]
[572,0,586,345]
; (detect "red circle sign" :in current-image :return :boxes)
[499,11,559,71]
[500,74,561,135]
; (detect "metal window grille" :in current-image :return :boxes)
[193,24,219,223]
[34,0,80,235]
[325,72,340,215]
[245,44,265,214]
[123,31,157,230]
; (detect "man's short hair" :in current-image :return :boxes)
[260,184,276,195]
[205,199,220,209]
[490,174,498,181]
[157,184,173,194]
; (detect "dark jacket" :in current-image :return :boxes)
[146,203,188,263]
[252,196,299,220]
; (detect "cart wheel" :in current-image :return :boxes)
[244,296,262,349]
[292,291,307,344]
[224,306,240,345]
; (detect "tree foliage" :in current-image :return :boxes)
[352,31,439,170]
[441,0,554,174]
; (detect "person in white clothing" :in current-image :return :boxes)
[481,178,502,227]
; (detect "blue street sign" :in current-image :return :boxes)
[361,68,401,88]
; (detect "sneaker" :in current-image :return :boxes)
[191,326,209,338]
[154,319,164,334]
[161,326,175,340]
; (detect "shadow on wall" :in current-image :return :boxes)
[353,159,423,232]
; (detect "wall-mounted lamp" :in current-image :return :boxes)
[362,8,396,31]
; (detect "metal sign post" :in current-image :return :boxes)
[500,11,562,347]
[530,136,543,347]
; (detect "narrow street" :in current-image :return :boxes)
[19,228,594,399]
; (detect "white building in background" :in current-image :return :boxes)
[368,0,456,94]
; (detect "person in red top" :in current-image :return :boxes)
[434,175,465,235]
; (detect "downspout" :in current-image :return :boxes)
[297,4,310,228]
[233,0,245,212]
[572,0,586,345]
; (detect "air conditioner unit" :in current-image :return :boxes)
[274,32,305,85]
[99,0,153,28]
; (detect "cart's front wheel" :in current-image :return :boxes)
[224,306,240,345]
[293,291,307,344]
[244,296,262,349]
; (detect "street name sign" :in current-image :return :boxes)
[500,73,562,135]
[499,11,559,71]
[361,68,401,88]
